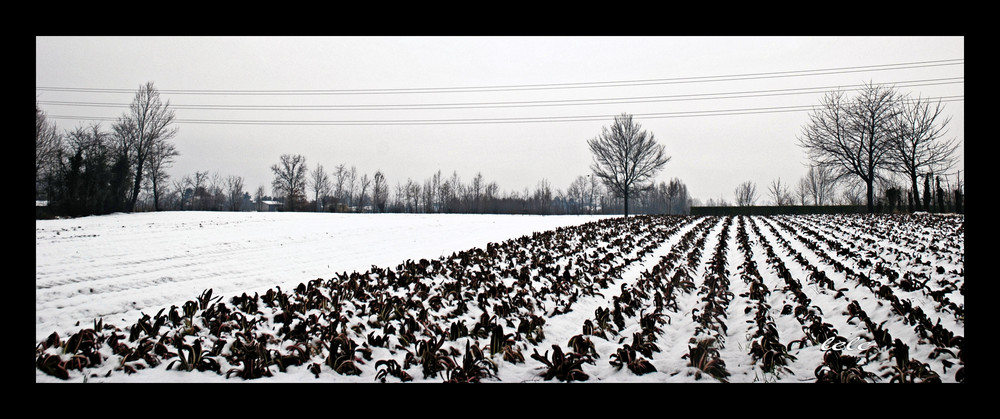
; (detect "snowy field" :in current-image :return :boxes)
[35,211,964,383]
[36,212,610,344]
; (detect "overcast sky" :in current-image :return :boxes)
[35,36,964,204]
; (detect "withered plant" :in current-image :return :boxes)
[226,334,273,379]
[414,335,456,379]
[36,330,103,380]
[271,343,311,373]
[442,341,498,383]
[609,344,657,375]
[530,344,595,382]
[324,333,363,376]
[517,315,546,344]
[684,337,730,382]
[567,334,600,359]
[814,348,877,383]
[167,337,220,373]
[375,359,413,382]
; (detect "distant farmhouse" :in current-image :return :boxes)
[259,200,283,212]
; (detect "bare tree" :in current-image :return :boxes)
[332,164,347,210]
[153,177,178,210]
[392,182,405,212]
[187,171,210,210]
[440,171,462,213]
[170,178,187,210]
[373,170,388,213]
[208,171,225,211]
[145,140,178,211]
[665,178,689,215]
[587,175,602,214]
[470,172,485,213]
[796,177,810,205]
[588,113,671,217]
[889,95,959,211]
[768,178,793,206]
[734,181,758,206]
[450,171,464,212]
[401,180,415,212]
[405,179,422,213]
[112,82,178,212]
[310,164,331,212]
[177,174,192,210]
[803,164,838,206]
[533,179,553,214]
[798,83,900,213]
[36,102,62,199]
[358,173,372,212]
[254,185,266,212]
[567,175,588,214]
[225,175,245,211]
[345,166,357,210]
[422,178,435,213]
[428,170,442,213]
[484,181,499,213]
[271,154,308,211]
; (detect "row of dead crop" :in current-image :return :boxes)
[529,215,704,381]
[570,214,735,382]
[828,213,964,262]
[556,215,721,380]
[778,215,964,322]
[745,216,887,383]
[759,216,920,381]
[766,215,963,382]
[555,216,713,380]
[786,214,965,322]
[773,214,964,342]
[646,216,722,379]
[797,214,963,278]
[679,215,736,382]
[734,215,798,380]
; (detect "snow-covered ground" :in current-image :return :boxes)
[35,211,964,383]
[36,212,610,344]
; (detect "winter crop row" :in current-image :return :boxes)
[36,213,964,383]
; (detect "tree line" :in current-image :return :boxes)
[42,81,952,218]
[260,152,691,216]
[35,85,692,218]
[795,81,962,213]
[717,163,963,213]
[36,82,178,217]
[700,82,963,214]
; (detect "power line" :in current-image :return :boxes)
[47,95,964,126]
[36,58,963,96]
[36,77,964,112]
